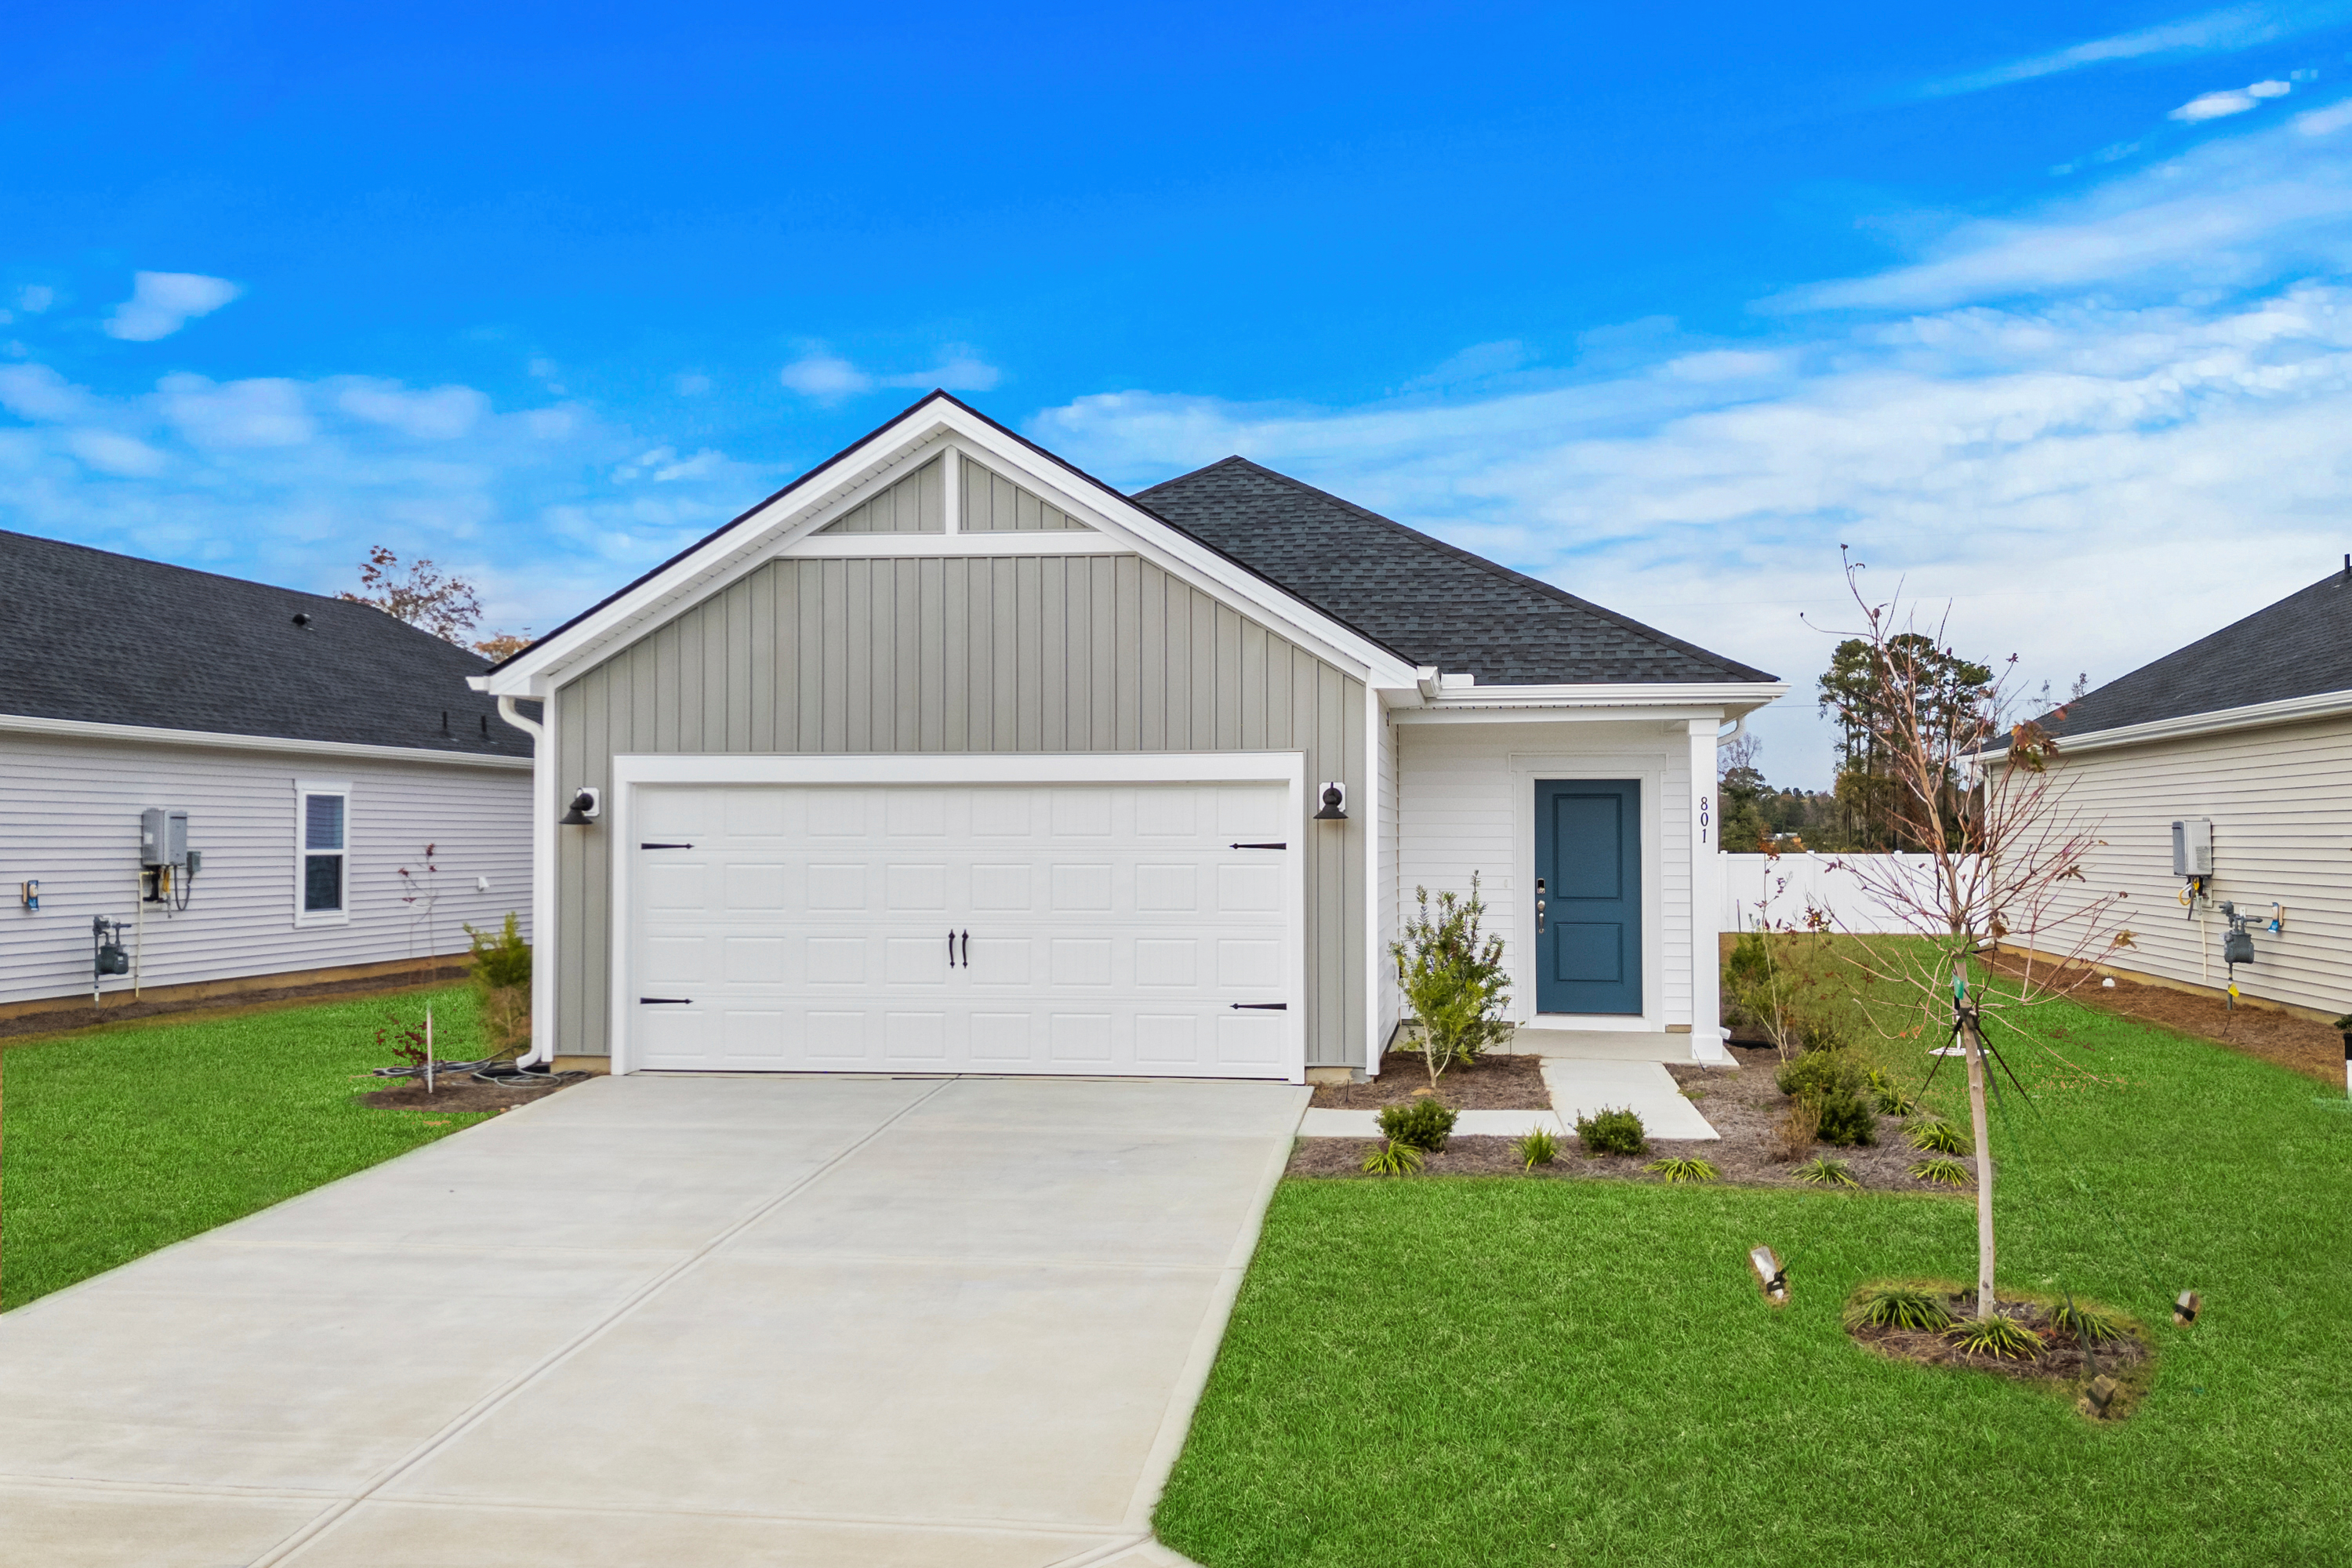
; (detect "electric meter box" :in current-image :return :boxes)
[2171,817,2213,878]
[140,808,190,869]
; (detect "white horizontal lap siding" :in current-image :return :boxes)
[1396,720,1693,1026]
[0,731,532,1007]
[2020,715,2352,1015]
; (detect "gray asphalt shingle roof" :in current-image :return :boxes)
[1132,456,1777,686]
[2039,566,2352,739]
[0,529,532,757]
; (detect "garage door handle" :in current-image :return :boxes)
[1231,1002,1287,1011]
[1230,841,1287,850]
[639,996,693,1004]
[641,842,694,850]
[960,929,970,967]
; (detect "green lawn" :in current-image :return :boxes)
[1158,985,2352,1566]
[1,986,492,1310]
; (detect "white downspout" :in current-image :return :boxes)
[494,695,555,1067]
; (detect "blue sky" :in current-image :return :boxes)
[7,2,2352,785]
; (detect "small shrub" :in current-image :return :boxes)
[1392,877,1513,1087]
[1643,1156,1719,1184]
[1767,1095,1822,1162]
[1847,1283,1954,1331]
[1512,1127,1559,1169]
[1907,1117,1972,1154]
[1867,1067,1918,1116]
[1910,1156,1973,1187]
[1778,1052,1874,1146]
[1775,1049,1848,1101]
[1793,1156,1858,1188]
[1814,1089,1878,1147]
[1377,1098,1458,1152]
[2048,1299,2129,1345]
[1361,1139,1425,1176]
[1945,1314,2045,1359]
[1575,1105,1648,1156]
[464,913,533,1058]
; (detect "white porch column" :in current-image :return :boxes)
[1687,718,1722,1056]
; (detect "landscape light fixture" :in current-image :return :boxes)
[560,786,602,826]
[1748,1245,1788,1305]
[2174,1290,2201,1327]
[1312,782,1348,821]
[2082,1374,2119,1419]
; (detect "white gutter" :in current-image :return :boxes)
[1993,686,2352,761]
[495,695,544,743]
[0,710,530,768]
[488,694,555,1068]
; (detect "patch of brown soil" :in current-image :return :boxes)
[1992,953,2342,1085]
[1310,1051,1550,1110]
[357,1073,577,1116]
[1849,1288,2154,1420]
[1292,1044,1964,1192]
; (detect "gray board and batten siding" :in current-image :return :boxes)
[813,455,1094,535]
[552,549,1368,1067]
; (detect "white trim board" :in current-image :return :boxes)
[602,750,1312,1081]
[0,711,531,769]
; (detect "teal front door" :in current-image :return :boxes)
[1534,779,1642,1014]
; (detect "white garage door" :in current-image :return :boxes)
[623,780,1301,1079]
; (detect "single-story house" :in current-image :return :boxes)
[0,530,535,1025]
[2015,562,2352,1019]
[477,393,1784,1083]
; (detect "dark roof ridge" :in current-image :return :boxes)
[1136,456,1775,684]
[0,527,347,607]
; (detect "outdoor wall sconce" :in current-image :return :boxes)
[2174,1290,2201,1327]
[1748,1245,1788,1305]
[560,786,602,826]
[1312,782,1348,821]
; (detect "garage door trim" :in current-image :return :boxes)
[606,750,1309,1080]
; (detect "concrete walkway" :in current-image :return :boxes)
[0,1073,1306,1566]
[1300,1058,1719,1142]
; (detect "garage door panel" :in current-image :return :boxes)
[628,780,1298,1079]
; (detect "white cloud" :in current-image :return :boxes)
[16,285,54,314]
[673,372,713,395]
[1923,2,2332,96]
[779,352,871,400]
[156,375,315,448]
[781,344,1004,401]
[63,429,169,477]
[336,380,489,439]
[1399,340,1531,393]
[2172,78,2294,121]
[103,271,241,342]
[0,363,98,423]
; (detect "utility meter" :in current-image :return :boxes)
[140,808,190,867]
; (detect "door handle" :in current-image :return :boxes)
[1536,878,1547,934]
[1231,1002,1287,1011]
[639,996,693,1004]
[1230,841,1287,850]
[949,929,958,967]
[960,929,970,967]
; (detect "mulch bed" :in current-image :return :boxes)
[1290,1044,1966,1192]
[1310,1051,1551,1110]
[1991,953,2343,1086]
[0,965,470,1044]
[1849,1287,2154,1420]
[356,1072,579,1116]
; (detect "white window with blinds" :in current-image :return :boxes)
[295,779,353,926]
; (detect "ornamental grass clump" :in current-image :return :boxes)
[1392,876,1512,1089]
[1907,1117,1971,1155]
[1512,1127,1559,1170]
[2048,1298,2129,1345]
[1377,1098,1458,1152]
[1793,1155,1858,1188]
[1360,1139,1425,1177]
[1945,1313,2045,1360]
[1846,1283,1955,1331]
[1867,1067,1918,1117]
[1575,1105,1647,1157]
[1643,1156,1719,1184]
[1910,1156,1973,1187]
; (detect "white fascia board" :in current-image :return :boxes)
[0,711,531,769]
[1986,687,2352,764]
[611,750,1306,788]
[785,532,1133,558]
[486,401,1418,696]
[1386,682,1788,724]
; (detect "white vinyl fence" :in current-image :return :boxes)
[1719,853,1980,935]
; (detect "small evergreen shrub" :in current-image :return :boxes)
[1361,1139,1425,1176]
[1576,1105,1648,1156]
[1643,1156,1719,1184]
[463,913,533,1058]
[1377,1098,1458,1152]
[1814,1088,1878,1147]
[1512,1127,1559,1169]
[1846,1283,1954,1331]
[1907,1117,1971,1154]
[1777,1051,1874,1146]
[1793,1156,1858,1188]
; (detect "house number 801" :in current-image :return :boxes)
[1699,796,1710,844]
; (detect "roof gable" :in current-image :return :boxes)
[1132,457,1776,686]
[0,530,529,757]
[2040,568,2352,739]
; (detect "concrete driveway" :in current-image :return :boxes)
[0,1073,1307,1566]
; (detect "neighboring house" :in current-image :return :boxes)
[476,393,1784,1083]
[2011,564,2352,1020]
[0,531,535,1022]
